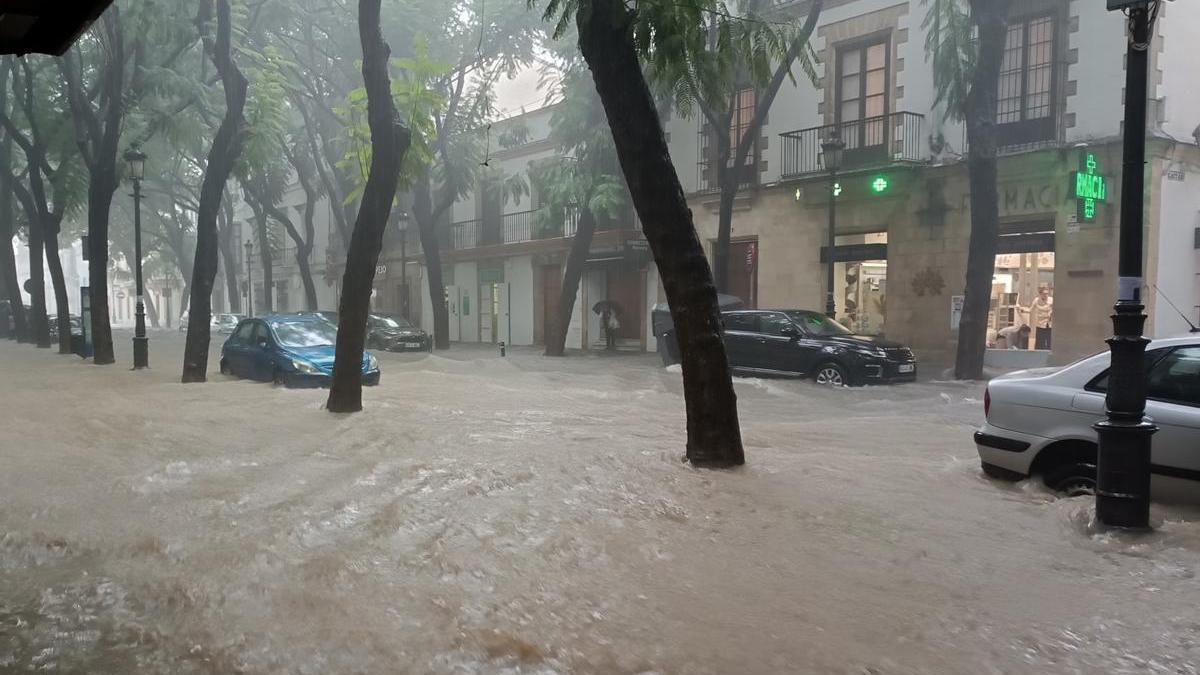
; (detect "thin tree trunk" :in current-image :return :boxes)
[413,173,450,350]
[326,0,411,412]
[546,207,596,356]
[27,216,49,348]
[713,163,736,292]
[576,0,744,466]
[44,234,71,353]
[182,0,247,383]
[246,198,274,313]
[218,225,241,312]
[0,227,25,340]
[955,0,1009,380]
[143,285,159,328]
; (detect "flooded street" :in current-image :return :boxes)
[3,335,1200,673]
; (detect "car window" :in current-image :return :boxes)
[759,313,796,337]
[723,313,757,333]
[272,320,338,347]
[783,311,852,336]
[233,321,254,342]
[1086,348,1170,392]
[1146,347,1200,406]
[252,322,273,345]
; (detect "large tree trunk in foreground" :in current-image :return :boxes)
[182,0,247,383]
[545,207,596,356]
[326,0,411,412]
[576,0,744,466]
[954,0,1009,380]
[44,234,71,353]
[413,174,450,350]
[27,221,50,348]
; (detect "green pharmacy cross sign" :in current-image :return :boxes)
[1072,151,1108,222]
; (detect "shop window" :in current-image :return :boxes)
[989,249,1055,351]
[997,14,1056,147]
[833,232,888,336]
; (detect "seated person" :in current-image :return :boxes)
[995,324,1031,350]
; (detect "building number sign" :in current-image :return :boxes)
[1072,151,1108,222]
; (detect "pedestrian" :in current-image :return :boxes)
[603,307,620,351]
[1028,286,1053,350]
[996,323,1031,350]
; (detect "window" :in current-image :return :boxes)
[1086,348,1170,392]
[837,37,889,149]
[997,15,1056,145]
[1147,347,1200,406]
[698,87,759,192]
[251,321,272,346]
[759,313,797,337]
[233,321,254,342]
[723,313,757,333]
[729,87,756,167]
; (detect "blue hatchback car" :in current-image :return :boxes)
[220,314,381,387]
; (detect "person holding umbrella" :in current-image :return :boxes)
[593,300,621,351]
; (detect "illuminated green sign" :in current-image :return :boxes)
[870,175,890,194]
[833,182,842,197]
[1072,152,1108,222]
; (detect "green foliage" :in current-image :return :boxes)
[336,40,449,203]
[922,0,975,122]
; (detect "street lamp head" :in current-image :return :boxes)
[821,133,846,173]
[124,147,147,181]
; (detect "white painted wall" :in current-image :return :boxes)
[1157,0,1200,143]
[1153,167,1200,336]
[503,255,535,346]
[1066,2,1127,143]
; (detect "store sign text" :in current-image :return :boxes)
[1071,152,1108,222]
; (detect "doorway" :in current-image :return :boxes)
[541,264,562,344]
[726,239,759,308]
[833,232,888,335]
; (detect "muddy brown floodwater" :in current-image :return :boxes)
[2,334,1200,673]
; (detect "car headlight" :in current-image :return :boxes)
[367,354,379,371]
[856,348,888,359]
[292,359,321,374]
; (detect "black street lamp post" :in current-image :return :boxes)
[821,133,845,319]
[398,211,409,319]
[1095,0,1160,529]
[245,239,254,318]
[126,147,149,369]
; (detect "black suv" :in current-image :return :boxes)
[367,313,431,352]
[721,310,916,385]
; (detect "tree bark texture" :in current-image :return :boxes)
[0,61,23,341]
[44,234,71,353]
[326,0,411,413]
[244,194,274,313]
[545,207,596,357]
[26,216,49,348]
[576,0,744,466]
[182,0,248,382]
[709,0,823,293]
[413,173,450,350]
[954,0,1009,380]
[287,147,321,310]
[60,12,125,365]
[217,200,241,313]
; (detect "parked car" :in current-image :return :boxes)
[367,314,430,352]
[654,294,745,366]
[219,313,380,388]
[47,314,83,341]
[213,313,243,334]
[976,336,1200,501]
[660,308,916,386]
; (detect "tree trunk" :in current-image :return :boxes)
[85,173,119,363]
[326,0,411,413]
[27,217,50,348]
[954,0,1009,380]
[545,207,597,356]
[217,216,241,313]
[246,199,273,313]
[576,0,744,466]
[182,0,247,383]
[297,247,318,310]
[713,162,736,293]
[143,286,159,328]
[0,226,25,341]
[44,233,72,354]
[413,173,450,350]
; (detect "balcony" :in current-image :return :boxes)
[442,206,640,252]
[779,111,924,179]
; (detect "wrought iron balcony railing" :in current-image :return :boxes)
[779,111,925,179]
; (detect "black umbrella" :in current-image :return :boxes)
[592,300,622,315]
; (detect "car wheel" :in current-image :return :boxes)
[1043,462,1097,497]
[814,362,848,387]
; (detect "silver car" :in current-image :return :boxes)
[976,336,1200,502]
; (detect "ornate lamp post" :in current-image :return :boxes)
[1095,0,1161,529]
[125,146,149,369]
[398,211,409,318]
[820,132,845,319]
[245,239,254,318]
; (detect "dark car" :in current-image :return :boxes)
[367,314,431,352]
[219,314,380,388]
[721,310,916,386]
[48,314,83,340]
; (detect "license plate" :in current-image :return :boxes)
[404,343,421,348]
[898,364,915,373]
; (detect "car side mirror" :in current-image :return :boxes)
[781,325,801,338]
